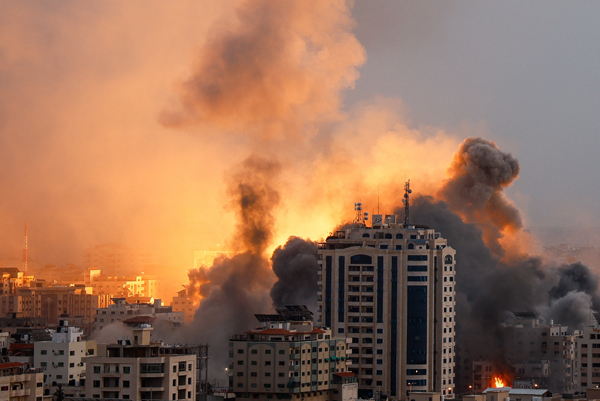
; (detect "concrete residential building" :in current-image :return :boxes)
[500,315,575,393]
[93,298,183,333]
[84,269,158,299]
[574,325,600,391]
[33,321,97,389]
[83,326,197,401]
[230,306,356,401]
[171,288,196,324]
[317,213,456,399]
[0,284,99,325]
[0,362,44,401]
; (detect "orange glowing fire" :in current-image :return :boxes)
[494,377,506,388]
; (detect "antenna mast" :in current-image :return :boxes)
[354,202,369,226]
[402,180,412,226]
[22,222,28,273]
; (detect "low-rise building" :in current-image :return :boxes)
[230,305,355,401]
[0,362,44,401]
[93,298,183,333]
[83,326,197,400]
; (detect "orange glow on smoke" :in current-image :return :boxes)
[494,377,505,388]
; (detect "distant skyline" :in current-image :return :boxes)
[1,1,599,282]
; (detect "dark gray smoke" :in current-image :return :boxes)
[270,236,319,313]
[169,155,280,379]
[438,137,522,256]
[409,194,600,392]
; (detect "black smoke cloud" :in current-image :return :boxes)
[166,155,280,377]
[438,137,522,256]
[270,236,319,313]
[409,195,600,391]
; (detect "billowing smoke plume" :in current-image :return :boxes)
[270,236,319,313]
[161,0,365,138]
[437,137,522,256]
[404,139,600,391]
[176,155,280,374]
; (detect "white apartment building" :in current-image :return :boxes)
[317,214,456,399]
[230,306,356,401]
[84,326,196,400]
[34,321,97,389]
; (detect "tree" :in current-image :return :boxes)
[53,384,65,401]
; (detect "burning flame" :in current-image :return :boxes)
[494,377,505,388]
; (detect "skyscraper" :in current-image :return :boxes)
[316,215,456,399]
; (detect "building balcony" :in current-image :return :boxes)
[289,365,300,371]
[140,372,166,378]
[290,354,301,360]
[9,389,30,397]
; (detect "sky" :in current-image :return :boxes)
[1,1,599,296]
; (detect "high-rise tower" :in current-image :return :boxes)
[317,210,456,400]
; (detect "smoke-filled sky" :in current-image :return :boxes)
[2,1,600,297]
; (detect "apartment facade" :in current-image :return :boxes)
[83,327,196,400]
[0,362,44,401]
[230,306,354,401]
[501,317,575,393]
[317,217,456,399]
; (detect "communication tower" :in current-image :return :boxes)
[354,202,369,226]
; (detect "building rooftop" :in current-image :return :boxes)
[483,388,549,396]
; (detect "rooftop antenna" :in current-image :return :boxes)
[22,222,28,273]
[354,202,369,227]
[402,180,412,226]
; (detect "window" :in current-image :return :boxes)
[237,361,244,365]
[189,364,192,371]
[41,362,47,367]
[251,361,257,365]
[279,350,285,354]
[58,350,64,355]
[70,363,75,368]
[57,362,64,367]
[251,349,258,354]
[251,372,258,377]
[94,366,100,373]
[123,366,131,374]
[123,381,130,388]
[237,372,243,377]
[237,349,244,354]
[173,365,177,372]
[93,380,100,388]
[41,350,47,355]
[56,375,62,379]
[266,349,272,354]
[70,351,75,356]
